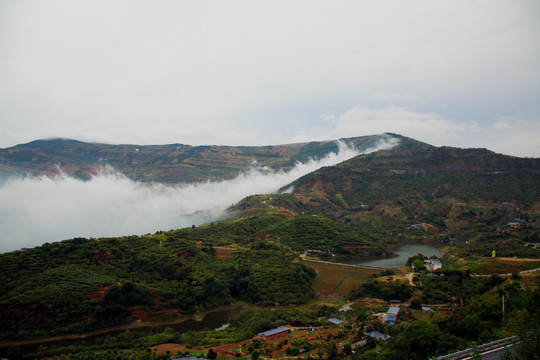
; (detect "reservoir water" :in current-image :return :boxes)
[329,243,444,269]
[0,307,243,356]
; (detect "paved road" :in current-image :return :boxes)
[478,345,517,360]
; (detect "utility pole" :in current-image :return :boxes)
[502,294,505,322]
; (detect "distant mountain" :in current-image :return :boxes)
[0,134,393,183]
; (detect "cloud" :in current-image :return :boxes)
[313,105,540,157]
[0,136,398,253]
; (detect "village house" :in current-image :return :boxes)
[366,330,391,340]
[507,221,520,229]
[257,326,290,340]
[409,223,428,230]
[386,306,400,324]
[424,258,442,271]
[328,318,344,326]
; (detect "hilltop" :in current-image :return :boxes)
[0,134,393,183]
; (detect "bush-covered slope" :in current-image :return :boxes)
[0,233,314,340]
[171,209,388,255]
[289,146,539,210]
[253,145,540,256]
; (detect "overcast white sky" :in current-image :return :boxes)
[1,0,539,156]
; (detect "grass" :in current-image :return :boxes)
[475,257,540,274]
[306,261,379,295]
[444,256,540,275]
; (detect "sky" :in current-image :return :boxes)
[0,0,539,157]
[0,137,398,252]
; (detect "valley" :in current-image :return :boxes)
[0,135,539,359]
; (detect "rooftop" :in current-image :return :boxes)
[258,326,290,337]
[366,331,391,340]
[387,306,400,316]
[328,318,344,325]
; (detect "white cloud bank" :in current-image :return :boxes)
[0,136,398,253]
[300,106,540,157]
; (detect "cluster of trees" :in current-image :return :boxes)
[348,279,413,302]
[0,233,320,340]
[172,211,389,256]
[230,241,316,305]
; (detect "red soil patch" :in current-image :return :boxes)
[273,208,294,218]
[343,244,373,251]
[91,250,112,264]
[309,182,325,192]
[151,343,187,356]
[130,307,149,319]
[372,204,388,212]
[151,308,179,315]
[88,287,109,302]
[178,251,194,258]
[152,340,248,357]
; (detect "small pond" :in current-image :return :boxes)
[329,243,445,269]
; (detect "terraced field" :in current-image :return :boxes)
[305,260,378,296]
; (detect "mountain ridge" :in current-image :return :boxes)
[0,134,400,183]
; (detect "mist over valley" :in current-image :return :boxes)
[0,135,398,252]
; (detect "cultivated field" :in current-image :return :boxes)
[305,261,379,296]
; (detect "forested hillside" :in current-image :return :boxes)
[0,135,387,183]
[1,138,539,359]
[0,234,314,341]
[255,144,540,257]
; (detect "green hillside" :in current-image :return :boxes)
[260,144,540,257]
[1,137,539,359]
[0,234,314,341]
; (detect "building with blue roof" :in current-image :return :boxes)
[386,306,400,324]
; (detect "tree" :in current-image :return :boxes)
[410,299,422,310]
[397,319,442,359]
[251,350,260,360]
[515,313,540,360]
[412,258,426,271]
[207,349,218,359]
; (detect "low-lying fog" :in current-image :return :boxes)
[0,137,398,252]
